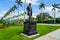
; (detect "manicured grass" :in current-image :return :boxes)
[0,25,60,40]
[0,23,3,25]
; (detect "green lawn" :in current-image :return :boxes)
[0,25,60,40]
[0,23,3,25]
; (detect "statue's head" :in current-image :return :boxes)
[29,3,31,6]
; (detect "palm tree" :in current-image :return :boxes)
[13,5,17,11]
[52,3,60,24]
[15,0,23,19]
[15,0,23,24]
[1,5,17,20]
[24,0,26,22]
[39,3,45,23]
[13,5,17,17]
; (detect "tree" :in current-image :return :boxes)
[56,18,60,23]
[52,3,60,24]
[1,5,17,20]
[15,0,23,19]
[39,3,45,23]
[36,13,53,23]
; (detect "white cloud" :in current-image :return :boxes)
[32,12,37,18]
[44,7,59,12]
[1,6,60,20]
[32,6,60,18]
[0,14,4,19]
[42,7,60,18]
[12,0,39,5]
[22,0,39,5]
[0,11,7,19]
[3,11,27,19]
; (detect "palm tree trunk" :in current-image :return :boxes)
[41,9,43,23]
[52,11,53,18]
[18,5,19,24]
[54,10,56,24]
[24,12,25,22]
[24,0,26,22]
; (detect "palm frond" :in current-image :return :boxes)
[39,3,45,9]
[2,5,17,19]
[15,0,23,6]
[56,7,60,9]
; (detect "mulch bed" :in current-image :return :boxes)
[0,25,5,29]
[0,24,23,29]
[15,24,23,26]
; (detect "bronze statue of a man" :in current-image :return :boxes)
[23,3,37,36]
[26,3,32,21]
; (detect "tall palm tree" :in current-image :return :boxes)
[13,5,17,17]
[12,5,17,23]
[13,5,17,11]
[39,3,45,23]
[15,0,23,24]
[52,3,60,24]
[1,5,17,20]
[15,0,23,19]
[24,0,26,22]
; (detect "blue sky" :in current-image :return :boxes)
[0,0,60,19]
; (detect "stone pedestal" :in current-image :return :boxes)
[23,21,37,36]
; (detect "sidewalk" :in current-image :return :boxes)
[34,29,60,40]
[37,23,60,26]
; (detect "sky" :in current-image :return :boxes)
[0,0,60,19]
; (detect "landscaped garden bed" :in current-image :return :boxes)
[0,25,4,28]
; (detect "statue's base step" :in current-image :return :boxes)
[21,33,40,38]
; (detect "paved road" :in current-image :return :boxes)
[35,29,60,40]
